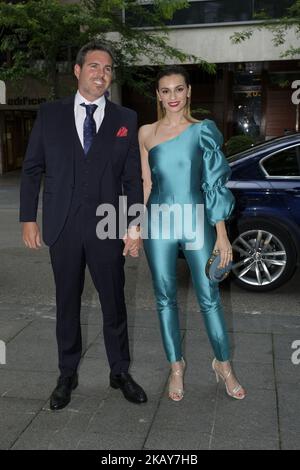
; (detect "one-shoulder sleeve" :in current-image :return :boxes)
[199,120,235,226]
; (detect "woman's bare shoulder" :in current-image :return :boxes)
[139,122,158,138]
[138,123,159,153]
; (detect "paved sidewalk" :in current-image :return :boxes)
[0,171,300,450]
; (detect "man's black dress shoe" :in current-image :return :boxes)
[110,372,147,404]
[50,373,78,411]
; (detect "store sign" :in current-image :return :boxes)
[7,97,46,106]
[233,85,262,98]
[245,91,261,98]
[0,80,6,104]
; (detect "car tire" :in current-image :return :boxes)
[231,220,297,292]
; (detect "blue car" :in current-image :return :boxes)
[227,133,300,292]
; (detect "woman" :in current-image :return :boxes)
[138,66,246,402]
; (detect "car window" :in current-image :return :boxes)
[262,145,300,177]
[227,135,300,163]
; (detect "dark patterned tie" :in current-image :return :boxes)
[80,103,98,154]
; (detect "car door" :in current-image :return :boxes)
[260,143,300,226]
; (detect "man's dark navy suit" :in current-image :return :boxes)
[20,96,143,377]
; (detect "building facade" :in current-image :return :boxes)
[122,0,300,142]
[0,0,299,173]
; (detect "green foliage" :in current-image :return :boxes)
[191,106,211,118]
[154,0,189,19]
[230,0,300,58]
[0,0,216,99]
[225,135,256,156]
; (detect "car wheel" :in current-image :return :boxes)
[231,220,297,292]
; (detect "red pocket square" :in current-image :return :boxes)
[116,127,128,137]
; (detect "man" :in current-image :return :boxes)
[20,41,147,410]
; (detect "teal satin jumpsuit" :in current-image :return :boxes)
[143,120,235,363]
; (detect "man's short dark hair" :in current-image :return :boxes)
[76,41,115,68]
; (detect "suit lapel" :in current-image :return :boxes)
[61,95,79,152]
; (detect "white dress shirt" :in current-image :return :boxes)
[74,91,106,148]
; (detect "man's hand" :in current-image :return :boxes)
[122,226,141,258]
[22,222,42,249]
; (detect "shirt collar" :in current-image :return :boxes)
[75,90,106,110]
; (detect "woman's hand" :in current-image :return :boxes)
[123,226,141,258]
[213,235,233,268]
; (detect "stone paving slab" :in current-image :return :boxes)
[0,319,32,343]
[0,397,45,450]
[11,400,106,450]
[275,359,300,386]
[212,388,279,441]
[210,435,280,450]
[144,429,211,451]
[277,383,300,450]
[0,369,58,400]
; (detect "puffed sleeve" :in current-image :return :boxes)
[199,120,235,226]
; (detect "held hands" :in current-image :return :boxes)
[213,235,233,269]
[22,222,42,249]
[122,226,141,258]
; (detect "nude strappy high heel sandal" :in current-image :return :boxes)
[212,358,246,400]
[168,358,186,402]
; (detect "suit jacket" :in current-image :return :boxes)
[19,96,143,246]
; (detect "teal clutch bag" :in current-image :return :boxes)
[205,249,232,282]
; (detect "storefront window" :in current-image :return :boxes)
[129,0,294,27]
[269,72,300,89]
[232,63,262,138]
[2,110,36,172]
